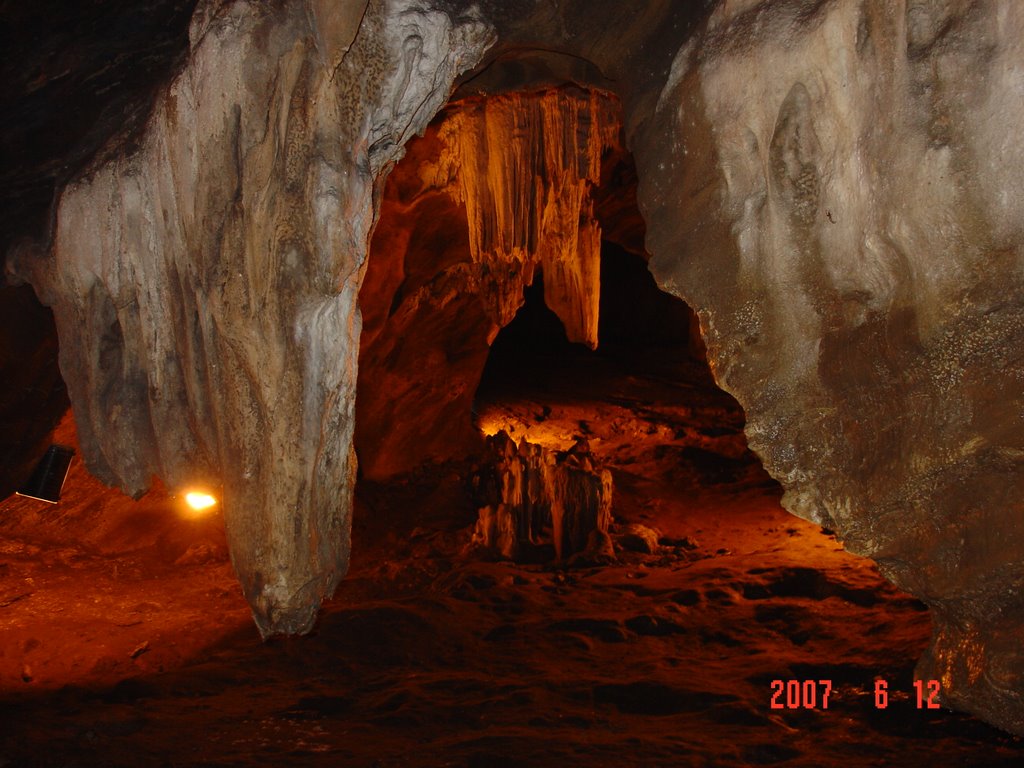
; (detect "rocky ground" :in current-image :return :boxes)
[1,342,1022,766]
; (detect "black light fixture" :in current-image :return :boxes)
[16,444,75,503]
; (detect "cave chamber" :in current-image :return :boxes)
[3,1,1024,764]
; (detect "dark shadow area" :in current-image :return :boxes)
[0,284,69,498]
[596,242,697,354]
[0,0,199,257]
[475,273,577,386]
[476,242,706,406]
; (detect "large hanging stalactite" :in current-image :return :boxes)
[9,0,494,637]
[439,88,620,347]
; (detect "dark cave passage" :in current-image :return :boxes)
[475,242,705,397]
[480,248,688,378]
[469,239,777,562]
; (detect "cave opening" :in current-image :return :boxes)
[351,80,790,568]
[464,239,766,565]
[474,241,703,398]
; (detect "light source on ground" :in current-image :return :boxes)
[183,491,217,515]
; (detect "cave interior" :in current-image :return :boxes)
[2,1,1024,766]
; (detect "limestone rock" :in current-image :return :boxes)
[616,524,661,555]
[471,431,613,562]
[639,0,1024,734]
[11,0,493,637]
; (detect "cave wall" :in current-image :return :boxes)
[9,0,493,637]
[637,0,1024,734]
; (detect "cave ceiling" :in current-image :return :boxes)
[0,0,709,257]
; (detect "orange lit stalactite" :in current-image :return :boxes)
[436,89,621,348]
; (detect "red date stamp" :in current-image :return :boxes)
[770,679,833,709]
[874,678,942,709]
[770,678,942,710]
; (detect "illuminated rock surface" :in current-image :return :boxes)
[638,0,1024,735]
[8,0,493,636]
[471,430,612,561]
[356,88,623,479]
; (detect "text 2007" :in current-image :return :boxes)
[769,679,833,709]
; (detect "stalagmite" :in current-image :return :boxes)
[9,0,494,637]
[471,430,612,561]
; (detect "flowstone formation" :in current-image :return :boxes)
[9,0,493,637]
[471,431,613,562]
[357,88,624,478]
[639,0,1024,734]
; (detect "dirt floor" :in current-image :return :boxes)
[2,341,1023,767]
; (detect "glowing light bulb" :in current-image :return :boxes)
[184,491,217,512]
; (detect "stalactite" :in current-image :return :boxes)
[11,0,494,637]
[436,89,620,347]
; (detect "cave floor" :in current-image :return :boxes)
[1,347,1022,767]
